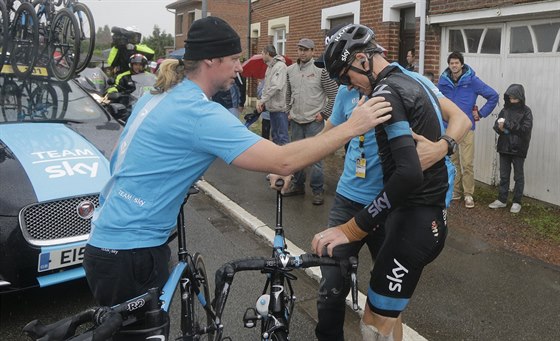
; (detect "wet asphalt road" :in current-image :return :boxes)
[2,154,559,340]
[202,156,560,341]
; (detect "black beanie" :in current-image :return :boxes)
[184,17,241,60]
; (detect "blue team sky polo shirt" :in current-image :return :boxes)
[89,80,261,249]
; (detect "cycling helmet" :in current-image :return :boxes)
[129,53,148,68]
[324,24,380,80]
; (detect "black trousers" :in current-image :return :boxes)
[83,243,171,307]
[498,153,525,204]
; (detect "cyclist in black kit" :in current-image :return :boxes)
[312,24,459,341]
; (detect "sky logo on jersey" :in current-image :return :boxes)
[0,123,111,201]
[367,192,391,219]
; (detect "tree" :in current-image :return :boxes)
[142,25,174,60]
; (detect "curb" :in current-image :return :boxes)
[197,179,428,341]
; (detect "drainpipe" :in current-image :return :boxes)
[202,0,207,18]
[418,0,426,75]
[247,0,252,60]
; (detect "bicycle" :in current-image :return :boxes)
[3,0,40,79]
[24,185,220,341]
[61,0,94,73]
[33,0,80,81]
[23,181,359,341]
[210,179,359,341]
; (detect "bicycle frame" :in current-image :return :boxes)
[211,181,359,341]
[159,187,222,340]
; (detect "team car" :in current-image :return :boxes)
[0,73,123,293]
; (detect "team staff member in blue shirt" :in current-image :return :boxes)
[82,17,393,307]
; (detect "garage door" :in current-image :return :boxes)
[440,18,560,205]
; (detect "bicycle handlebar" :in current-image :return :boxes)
[214,253,359,312]
[23,306,124,341]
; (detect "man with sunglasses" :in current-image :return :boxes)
[311,24,470,340]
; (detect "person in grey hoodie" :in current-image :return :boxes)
[488,84,533,213]
[257,45,289,145]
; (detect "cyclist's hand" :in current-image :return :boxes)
[267,174,292,193]
[311,227,349,257]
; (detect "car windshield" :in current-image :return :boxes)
[0,75,109,123]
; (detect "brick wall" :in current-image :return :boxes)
[171,0,249,53]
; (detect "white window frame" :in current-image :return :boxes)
[273,28,286,55]
[321,1,360,30]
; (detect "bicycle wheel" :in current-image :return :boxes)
[187,252,215,340]
[10,2,39,79]
[48,8,79,81]
[0,0,8,72]
[29,81,58,119]
[0,79,22,121]
[69,2,94,73]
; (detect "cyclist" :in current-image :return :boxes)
[310,27,471,341]
[311,24,460,340]
[82,17,392,309]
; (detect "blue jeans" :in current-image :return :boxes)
[269,111,289,145]
[316,193,385,341]
[291,120,324,193]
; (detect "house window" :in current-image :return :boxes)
[532,23,560,52]
[448,29,465,52]
[176,13,183,34]
[329,15,353,29]
[480,28,501,54]
[449,28,501,54]
[273,28,286,55]
[188,12,195,29]
[464,29,483,53]
[510,26,533,53]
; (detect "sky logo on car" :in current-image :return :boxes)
[0,123,111,201]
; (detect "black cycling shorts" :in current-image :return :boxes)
[367,206,448,317]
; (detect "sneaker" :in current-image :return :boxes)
[488,200,507,209]
[452,193,462,201]
[282,185,305,197]
[312,192,324,206]
[510,203,522,213]
[464,195,475,208]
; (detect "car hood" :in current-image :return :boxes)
[0,123,117,215]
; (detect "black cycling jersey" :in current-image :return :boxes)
[354,65,453,231]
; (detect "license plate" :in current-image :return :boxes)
[38,245,85,272]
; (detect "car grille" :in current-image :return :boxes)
[20,195,99,246]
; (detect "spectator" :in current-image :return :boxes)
[489,84,533,213]
[424,71,435,83]
[213,75,246,118]
[257,79,271,139]
[282,38,338,205]
[438,51,499,208]
[257,45,289,145]
[405,48,416,72]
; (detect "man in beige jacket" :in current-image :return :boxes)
[257,45,289,145]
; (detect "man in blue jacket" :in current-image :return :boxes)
[438,51,498,208]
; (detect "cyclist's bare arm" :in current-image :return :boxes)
[232,96,391,175]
